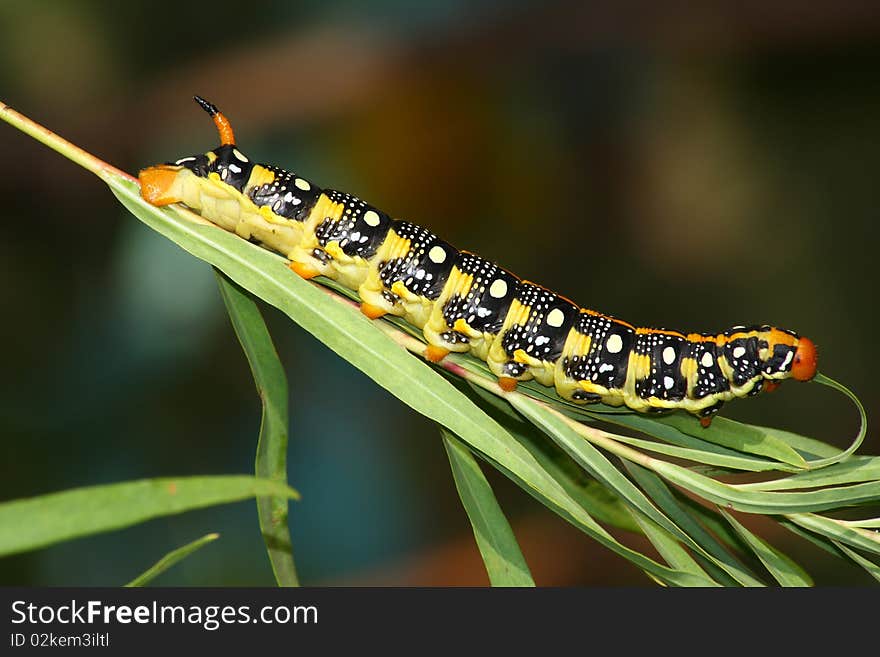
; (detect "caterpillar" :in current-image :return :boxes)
[138,97,818,427]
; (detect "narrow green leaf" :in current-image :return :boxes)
[755,426,841,459]
[462,380,639,532]
[839,518,880,529]
[478,453,717,586]
[630,514,711,582]
[651,415,807,469]
[510,394,766,586]
[736,456,880,491]
[806,374,868,468]
[622,462,761,587]
[674,494,758,557]
[0,476,299,557]
[647,458,880,514]
[785,514,880,556]
[594,428,793,473]
[216,270,299,586]
[582,412,800,472]
[778,518,848,558]
[718,510,812,587]
[442,429,535,587]
[125,533,220,587]
[831,541,880,583]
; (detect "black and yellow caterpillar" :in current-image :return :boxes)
[139,97,818,426]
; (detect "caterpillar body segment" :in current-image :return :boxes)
[138,97,819,423]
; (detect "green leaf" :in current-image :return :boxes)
[839,518,880,529]
[509,394,756,585]
[755,426,841,460]
[830,541,880,583]
[442,429,535,587]
[647,459,880,514]
[806,374,868,467]
[125,533,220,587]
[0,476,299,557]
[588,429,793,473]
[718,510,812,587]
[461,380,639,532]
[622,462,761,587]
[736,456,880,491]
[785,514,880,556]
[216,270,299,586]
[650,415,807,469]
[630,514,710,582]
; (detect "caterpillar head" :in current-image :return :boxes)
[763,328,818,382]
[139,96,253,204]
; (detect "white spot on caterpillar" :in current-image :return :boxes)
[228,163,242,174]
[606,334,623,353]
[599,363,614,373]
[663,346,676,365]
[546,308,565,327]
[782,350,794,369]
[364,210,381,227]
[733,346,746,359]
[232,149,249,162]
[664,376,674,390]
[429,246,447,264]
[701,352,714,368]
[489,279,508,299]
[175,156,196,164]
[295,178,311,191]
[535,336,549,346]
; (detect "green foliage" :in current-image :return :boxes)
[125,534,220,587]
[442,429,535,586]
[1,103,879,586]
[216,272,299,586]
[0,477,298,558]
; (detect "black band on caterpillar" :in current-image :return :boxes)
[138,98,819,426]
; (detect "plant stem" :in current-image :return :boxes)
[0,100,135,182]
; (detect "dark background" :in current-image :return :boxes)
[1,0,878,585]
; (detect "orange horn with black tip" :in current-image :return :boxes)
[194,95,235,146]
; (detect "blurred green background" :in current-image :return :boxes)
[1,0,878,585]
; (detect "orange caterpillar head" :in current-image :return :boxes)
[790,335,818,381]
[764,328,818,382]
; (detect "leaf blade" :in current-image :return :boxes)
[0,476,299,558]
[719,509,812,587]
[216,270,299,587]
[442,429,535,587]
[125,533,220,587]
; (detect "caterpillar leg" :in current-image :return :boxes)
[289,261,321,280]
[424,345,450,363]
[360,302,387,320]
[497,377,518,392]
[697,401,724,428]
[488,357,532,392]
